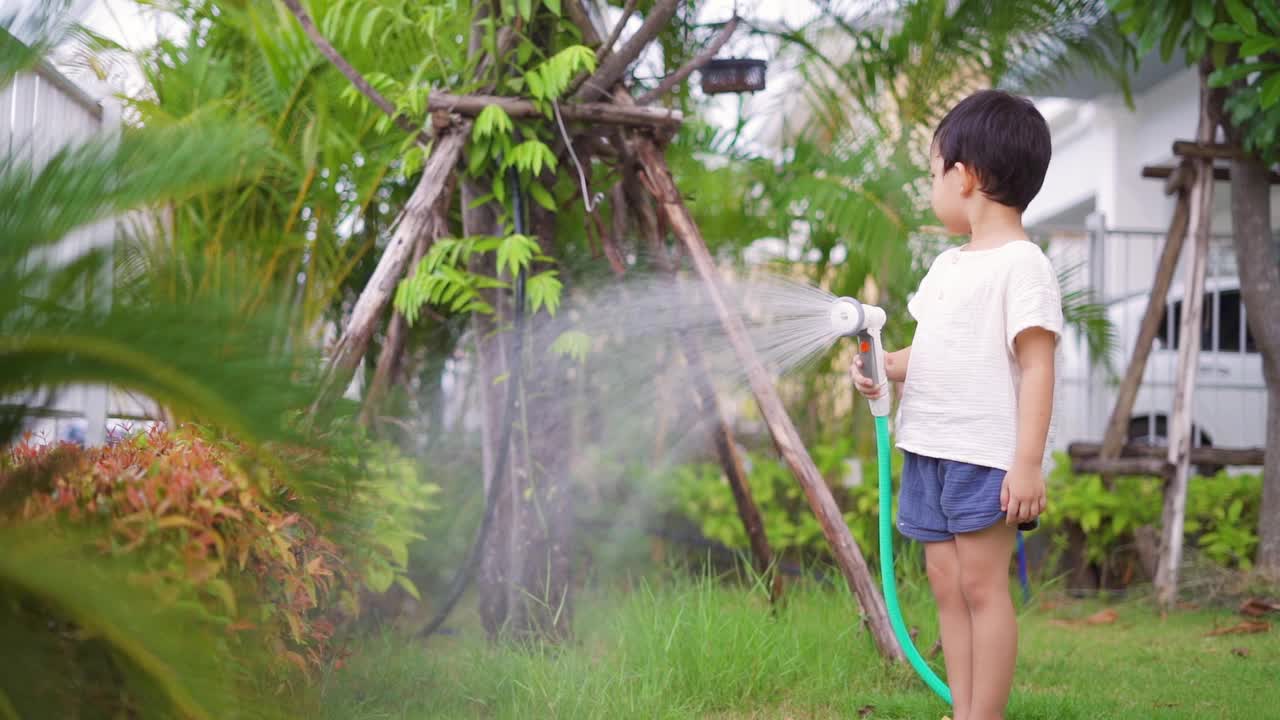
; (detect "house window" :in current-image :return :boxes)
[1219,290,1242,353]
[1158,290,1260,354]
[1156,299,1188,350]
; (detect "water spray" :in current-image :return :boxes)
[830,296,953,706]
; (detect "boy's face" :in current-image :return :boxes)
[929,147,971,235]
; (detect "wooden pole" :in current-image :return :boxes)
[1155,64,1216,609]
[1096,176,1192,462]
[359,175,454,426]
[633,137,903,661]
[1141,164,1280,184]
[682,334,784,603]
[1070,442,1264,467]
[281,0,429,143]
[428,92,684,129]
[1172,140,1244,160]
[635,16,740,105]
[615,180,783,602]
[313,125,469,414]
[573,0,681,102]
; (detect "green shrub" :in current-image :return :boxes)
[1044,453,1261,571]
[321,428,440,608]
[668,438,914,573]
[672,446,1262,581]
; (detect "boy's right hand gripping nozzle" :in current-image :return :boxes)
[832,297,891,418]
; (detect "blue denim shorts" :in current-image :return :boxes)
[896,450,1039,542]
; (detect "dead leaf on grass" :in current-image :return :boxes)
[857,705,874,717]
[1232,647,1250,658]
[1204,620,1270,637]
[1049,608,1119,627]
[1239,598,1280,617]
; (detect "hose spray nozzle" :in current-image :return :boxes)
[831,296,891,417]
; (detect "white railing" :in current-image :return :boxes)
[1045,220,1265,458]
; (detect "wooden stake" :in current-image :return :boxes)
[614,178,782,602]
[313,125,469,414]
[1155,65,1217,609]
[1141,164,1280,184]
[1096,178,1192,463]
[1070,442,1264,467]
[428,92,684,129]
[683,334,784,603]
[633,137,903,661]
[573,0,680,102]
[1172,140,1244,160]
[359,175,454,426]
[635,16,741,105]
[281,0,429,143]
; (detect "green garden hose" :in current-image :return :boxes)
[876,414,952,705]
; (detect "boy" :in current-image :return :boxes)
[852,90,1062,720]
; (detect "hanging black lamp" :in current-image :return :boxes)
[699,58,767,95]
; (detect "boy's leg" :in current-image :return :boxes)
[955,523,1018,720]
[924,539,972,720]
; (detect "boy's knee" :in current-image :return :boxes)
[959,571,1007,610]
[926,559,962,605]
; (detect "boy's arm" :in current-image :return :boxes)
[885,346,911,384]
[1003,328,1055,524]
[851,345,909,399]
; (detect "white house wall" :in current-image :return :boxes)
[1,62,126,446]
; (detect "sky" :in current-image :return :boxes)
[11,0,1076,151]
[14,0,822,145]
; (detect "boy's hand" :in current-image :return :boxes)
[1001,459,1046,525]
[850,356,884,399]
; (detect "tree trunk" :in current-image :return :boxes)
[472,181,576,641]
[633,137,903,662]
[313,126,468,413]
[464,172,515,636]
[514,202,576,640]
[1230,155,1280,577]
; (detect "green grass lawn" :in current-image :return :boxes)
[318,574,1279,719]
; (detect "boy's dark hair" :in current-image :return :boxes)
[933,90,1051,212]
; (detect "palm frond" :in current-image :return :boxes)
[0,119,269,258]
[1058,261,1117,375]
[0,524,288,720]
[0,1,84,84]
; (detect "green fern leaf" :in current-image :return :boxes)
[528,183,555,210]
[549,330,590,363]
[526,270,563,315]
[561,45,596,74]
[496,233,537,278]
[525,69,545,99]
[360,7,383,48]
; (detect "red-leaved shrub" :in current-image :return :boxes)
[5,425,356,675]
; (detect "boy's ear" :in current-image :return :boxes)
[954,162,978,197]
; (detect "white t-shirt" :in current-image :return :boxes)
[895,240,1064,472]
